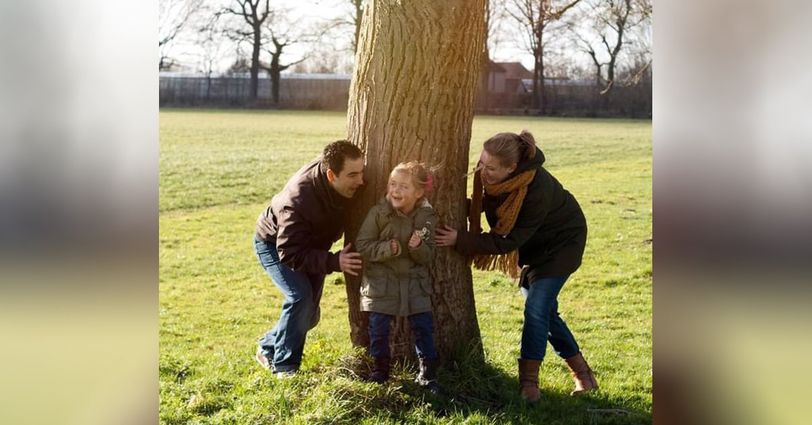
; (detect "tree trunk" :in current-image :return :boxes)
[531,57,540,111]
[539,55,546,114]
[532,43,545,113]
[270,55,281,105]
[477,1,491,111]
[352,0,363,54]
[537,23,546,114]
[250,26,261,100]
[345,0,486,361]
[604,54,617,111]
[593,64,602,116]
[477,45,490,111]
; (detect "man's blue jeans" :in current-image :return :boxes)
[254,237,324,372]
[368,312,438,360]
[520,275,581,361]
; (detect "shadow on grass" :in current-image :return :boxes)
[159,348,650,424]
[430,357,650,424]
[333,349,651,424]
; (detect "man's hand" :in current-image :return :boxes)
[435,225,458,247]
[339,243,363,276]
[389,239,401,256]
[256,213,274,239]
[408,231,422,249]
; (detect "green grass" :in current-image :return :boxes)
[160,109,652,424]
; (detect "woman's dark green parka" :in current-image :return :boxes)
[455,147,587,283]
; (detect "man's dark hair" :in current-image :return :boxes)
[322,140,363,175]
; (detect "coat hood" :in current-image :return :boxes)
[512,146,546,176]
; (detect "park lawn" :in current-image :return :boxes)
[159,109,652,424]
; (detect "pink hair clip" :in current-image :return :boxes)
[425,173,434,193]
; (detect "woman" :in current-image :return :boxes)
[436,130,597,402]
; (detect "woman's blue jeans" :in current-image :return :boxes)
[520,275,581,361]
[254,237,324,372]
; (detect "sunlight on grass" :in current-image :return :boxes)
[160,109,651,424]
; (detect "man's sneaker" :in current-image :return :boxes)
[255,347,272,370]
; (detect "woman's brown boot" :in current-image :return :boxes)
[518,358,541,402]
[564,352,598,395]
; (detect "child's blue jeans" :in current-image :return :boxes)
[368,311,437,359]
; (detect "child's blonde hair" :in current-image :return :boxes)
[390,161,434,196]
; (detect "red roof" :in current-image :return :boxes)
[492,61,533,80]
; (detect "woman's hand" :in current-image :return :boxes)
[389,239,401,256]
[435,225,458,247]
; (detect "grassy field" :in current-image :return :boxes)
[159,109,652,424]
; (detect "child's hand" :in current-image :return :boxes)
[408,231,422,249]
[389,239,401,256]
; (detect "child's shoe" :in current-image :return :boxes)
[369,356,390,383]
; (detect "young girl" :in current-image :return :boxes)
[355,161,440,392]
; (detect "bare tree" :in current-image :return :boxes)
[195,16,229,101]
[219,0,271,101]
[292,45,354,74]
[506,0,582,113]
[226,57,252,74]
[159,0,205,70]
[477,0,510,110]
[486,0,512,56]
[319,0,365,54]
[348,0,364,53]
[579,0,651,97]
[345,0,487,361]
[261,10,311,105]
[570,0,649,110]
[635,0,652,18]
[622,3,652,86]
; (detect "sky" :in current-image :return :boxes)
[161,0,538,74]
[160,0,653,77]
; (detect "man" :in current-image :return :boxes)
[253,140,364,376]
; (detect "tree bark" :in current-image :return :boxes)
[537,29,546,114]
[270,50,280,105]
[250,25,261,100]
[528,5,547,114]
[351,0,363,54]
[345,0,486,361]
[476,1,491,111]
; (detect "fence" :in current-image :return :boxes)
[159,74,350,110]
[475,80,651,118]
[159,73,650,117]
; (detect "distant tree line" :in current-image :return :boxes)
[159,0,651,115]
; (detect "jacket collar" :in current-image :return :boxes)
[313,160,351,210]
[507,146,546,179]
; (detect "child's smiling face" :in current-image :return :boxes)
[387,170,424,214]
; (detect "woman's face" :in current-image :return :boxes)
[479,150,516,185]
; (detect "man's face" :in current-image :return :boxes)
[328,157,365,198]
